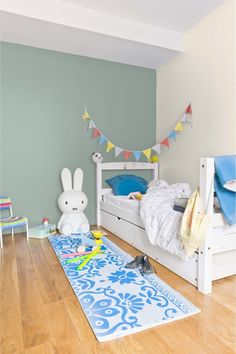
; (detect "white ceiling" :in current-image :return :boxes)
[1,12,177,68]
[64,0,226,31]
[0,0,227,68]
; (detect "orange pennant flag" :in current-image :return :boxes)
[92,128,101,139]
[185,104,192,114]
[161,138,169,148]
[123,151,132,160]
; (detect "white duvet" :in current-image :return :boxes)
[140,180,191,260]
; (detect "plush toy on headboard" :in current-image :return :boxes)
[92,152,103,163]
[57,168,90,235]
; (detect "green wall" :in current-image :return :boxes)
[1,42,156,226]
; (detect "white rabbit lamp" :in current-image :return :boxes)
[57,168,90,235]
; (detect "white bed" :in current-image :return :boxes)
[96,159,236,294]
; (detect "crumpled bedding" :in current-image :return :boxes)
[140,180,191,260]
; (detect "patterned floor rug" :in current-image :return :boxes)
[48,233,200,342]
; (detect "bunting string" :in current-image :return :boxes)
[82,104,192,161]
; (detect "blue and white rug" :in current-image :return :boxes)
[48,233,200,342]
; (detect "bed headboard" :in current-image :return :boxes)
[96,162,159,226]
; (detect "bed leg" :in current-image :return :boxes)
[96,210,101,227]
[96,164,102,227]
[198,241,212,294]
[198,158,214,294]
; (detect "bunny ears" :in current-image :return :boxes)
[61,168,84,191]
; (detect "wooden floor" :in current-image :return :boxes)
[0,232,236,354]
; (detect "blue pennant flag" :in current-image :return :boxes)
[133,151,142,161]
[168,131,176,141]
[99,135,107,145]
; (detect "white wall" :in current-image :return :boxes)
[157,0,236,189]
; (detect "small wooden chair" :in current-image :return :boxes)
[0,197,29,248]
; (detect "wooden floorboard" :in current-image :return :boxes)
[14,236,51,350]
[0,237,24,354]
[0,232,235,354]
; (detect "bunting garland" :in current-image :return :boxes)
[168,131,176,141]
[152,144,161,154]
[143,148,152,160]
[99,135,107,145]
[82,104,192,161]
[89,120,96,129]
[82,106,90,120]
[133,151,142,161]
[123,150,132,160]
[92,128,101,139]
[106,141,115,152]
[174,122,183,132]
[115,146,123,157]
[160,137,169,148]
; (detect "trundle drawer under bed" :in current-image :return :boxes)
[101,208,236,290]
[100,208,198,287]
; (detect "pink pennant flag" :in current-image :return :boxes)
[92,128,101,139]
[123,150,132,160]
[161,137,169,148]
[185,103,192,114]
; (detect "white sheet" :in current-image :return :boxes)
[104,193,140,214]
[140,181,191,260]
[103,185,235,261]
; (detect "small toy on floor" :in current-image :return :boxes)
[42,217,49,226]
[76,245,97,253]
[77,230,106,270]
[91,230,105,245]
[61,246,106,259]
[125,254,154,276]
[29,223,56,239]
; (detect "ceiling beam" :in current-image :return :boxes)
[1,0,184,52]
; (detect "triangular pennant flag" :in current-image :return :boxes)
[88,120,96,129]
[143,148,152,160]
[185,103,192,114]
[133,151,142,161]
[82,106,90,120]
[106,141,115,152]
[168,130,176,141]
[152,144,161,154]
[82,111,90,120]
[161,137,169,148]
[92,128,101,139]
[180,113,187,122]
[123,150,132,160]
[99,135,107,145]
[115,146,123,157]
[174,122,183,132]
[82,105,90,120]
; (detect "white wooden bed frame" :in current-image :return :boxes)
[96,158,236,294]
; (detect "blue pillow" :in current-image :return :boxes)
[106,174,148,196]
